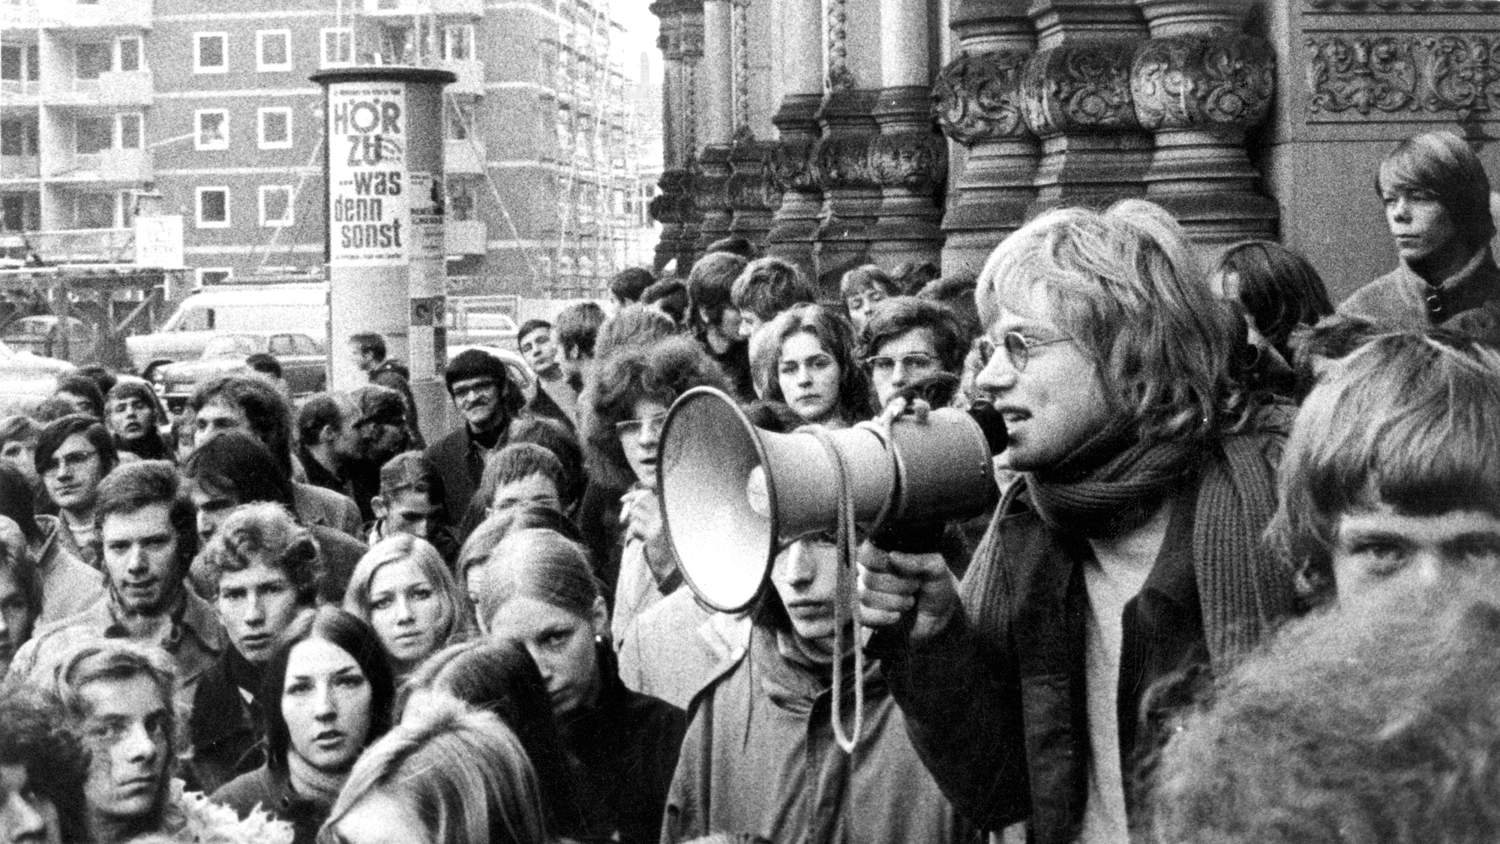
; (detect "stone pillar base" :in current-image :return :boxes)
[867,85,948,270]
[693,144,734,256]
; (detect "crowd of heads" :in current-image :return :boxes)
[2,128,1500,842]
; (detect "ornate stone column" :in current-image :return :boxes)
[1021,1,1152,214]
[694,0,736,255]
[934,0,1039,275]
[766,0,824,276]
[726,0,775,247]
[650,2,704,274]
[1130,0,1277,245]
[812,0,882,284]
[867,0,948,268]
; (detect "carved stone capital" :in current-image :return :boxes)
[868,129,948,195]
[727,135,779,212]
[1021,42,1141,137]
[1132,32,1275,131]
[934,49,1033,146]
[812,135,877,191]
[769,139,819,194]
[649,169,696,225]
[692,145,733,211]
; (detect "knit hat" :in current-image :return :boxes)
[351,385,406,427]
[444,349,511,393]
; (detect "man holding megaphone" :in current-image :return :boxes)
[856,201,1300,844]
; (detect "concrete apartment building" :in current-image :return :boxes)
[0,0,659,298]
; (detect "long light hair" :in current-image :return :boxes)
[977,199,1247,444]
[343,534,476,652]
[320,700,549,844]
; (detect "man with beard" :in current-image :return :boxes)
[425,349,526,526]
[106,379,173,462]
[296,392,365,513]
[8,461,226,707]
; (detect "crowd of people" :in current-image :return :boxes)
[1,128,1498,843]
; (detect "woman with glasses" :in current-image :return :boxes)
[581,335,731,645]
[478,527,685,844]
[342,534,475,682]
[661,530,973,843]
[757,304,875,428]
[859,297,970,408]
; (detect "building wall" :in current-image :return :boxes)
[0,0,660,298]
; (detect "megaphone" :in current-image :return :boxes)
[657,387,1000,613]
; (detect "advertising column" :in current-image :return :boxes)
[312,66,455,442]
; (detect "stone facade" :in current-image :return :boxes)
[651,0,1500,301]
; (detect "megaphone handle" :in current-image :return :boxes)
[810,427,866,755]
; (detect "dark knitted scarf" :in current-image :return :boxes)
[1026,419,1297,670]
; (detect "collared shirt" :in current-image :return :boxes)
[6,586,227,708]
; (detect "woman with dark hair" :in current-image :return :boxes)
[1340,129,1500,329]
[478,528,685,844]
[400,638,587,838]
[758,303,875,428]
[1212,240,1334,364]
[0,540,42,676]
[106,377,173,462]
[0,461,103,622]
[581,335,731,641]
[214,606,395,844]
[0,684,90,844]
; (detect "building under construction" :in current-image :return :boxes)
[0,0,661,298]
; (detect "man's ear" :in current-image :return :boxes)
[371,495,389,519]
[589,595,609,639]
[317,423,338,446]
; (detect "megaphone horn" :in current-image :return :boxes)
[657,387,999,613]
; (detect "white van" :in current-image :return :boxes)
[127,283,328,376]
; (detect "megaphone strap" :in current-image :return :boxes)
[808,426,866,755]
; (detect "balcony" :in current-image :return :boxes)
[48,148,152,183]
[42,70,153,107]
[0,155,40,181]
[40,0,152,30]
[360,0,481,17]
[24,228,134,263]
[437,59,484,97]
[445,219,486,256]
[444,139,485,175]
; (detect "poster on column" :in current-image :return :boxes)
[328,82,408,266]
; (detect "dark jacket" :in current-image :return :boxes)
[1338,246,1500,329]
[213,764,329,844]
[664,625,976,843]
[189,646,265,794]
[562,643,686,844]
[878,435,1295,843]
[423,418,514,526]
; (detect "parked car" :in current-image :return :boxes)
[0,339,74,416]
[1,315,97,363]
[153,332,327,412]
[127,282,328,379]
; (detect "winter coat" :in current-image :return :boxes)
[662,625,978,844]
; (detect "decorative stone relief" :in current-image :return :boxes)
[731,0,751,130]
[868,130,948,194]
[933,49,1033,146]
[769,140,818,194]
[728,131,779,211]
[811,135,876,190]
[649,171,695,225]
[1021,42,1141,137]
[826,0,854,91]
[1305,34,1500,116]
[1133,33,1275,130]
[1304,0,1500,11]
